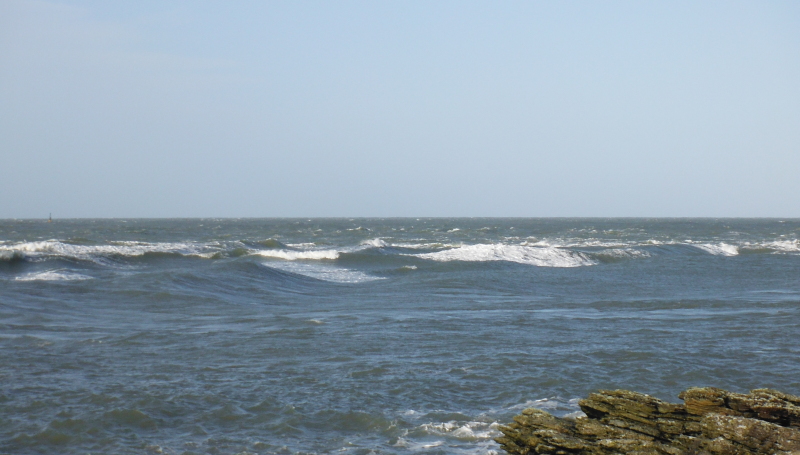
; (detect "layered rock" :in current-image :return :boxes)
[496,388,800,455]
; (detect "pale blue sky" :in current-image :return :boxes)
[2,1,799,218]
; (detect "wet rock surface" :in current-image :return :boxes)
[496,388,800,455]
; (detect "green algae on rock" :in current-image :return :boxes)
[496,387,800,455]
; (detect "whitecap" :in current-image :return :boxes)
[262,262,382,283]
[253,239,387,261]
[361,238,387,248]
[0,240,217,263]
[594,248,651,259]
[253,249,340,260]
[409,244,595,267]
[760,240,800,253]
[417,420,501,441]
[15,270,92,281]
[392,242,459,250]
[693,242,739,256]
[285,242,317,248]
[522,238,636,249]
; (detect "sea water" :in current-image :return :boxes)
[1,218,799,454]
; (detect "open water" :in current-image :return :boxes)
[1,218,799,455]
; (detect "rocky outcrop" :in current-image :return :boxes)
[496,388,800,455]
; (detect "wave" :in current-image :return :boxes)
[0,250,26,263]
[253,248,341,260]
[747,240,800,254]
[591,248,651,262]
[3,235,795,274]
[392,242,460,250]
[361,238,388,248]
[252,238,389,261]
[412,420,500,442]
[409,244,596,267]
[531,238,799,256]
[261,262,383,283]
[521,239,632,249]
[14,269,93,281]
[0,240,219,263]
[394,398,582,453]
[692,243,739,256]
[284,242,317,249]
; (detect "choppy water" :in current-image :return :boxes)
[1,218,799,455]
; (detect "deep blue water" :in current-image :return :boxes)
[1,218,799,455]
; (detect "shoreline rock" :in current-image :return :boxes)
[496,387,800,455]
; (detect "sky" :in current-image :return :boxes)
[1,1,799,218]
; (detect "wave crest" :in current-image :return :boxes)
[410,244,596,267]
[261,262,382,283]
[693,243,739,256]
[15,270,92,281]
[253,249,340,260]
[0,240,217,262]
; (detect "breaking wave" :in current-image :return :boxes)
[253,248,341,260]
[0,250,26,263]
[261,262,383,283]
[14,269,93,282]
[591,248,651,262]
[409,244,596,267]
[413,420,500,442]
[751,240,800,253]
[692,243,739,256]
[252,238,388,261]
[0,240,218,263]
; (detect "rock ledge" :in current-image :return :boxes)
[496,387,800,455]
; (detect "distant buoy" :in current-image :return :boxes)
[48,213,52,223]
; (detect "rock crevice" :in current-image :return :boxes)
[496,387,800,455]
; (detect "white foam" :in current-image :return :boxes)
[15,270,92,281]
[285,242,317,248]
[393,242,460,250]
[693,242,739,256]
[253,239,387,261]
[253,248,340,260]
[596,248,651,259]
[361,238,387,248]
[761,240,800,253]
[262,262,383,283]
[409,244,595,267]
[522,238,636,249]
[0,240,215,262]
[418,420,501,441]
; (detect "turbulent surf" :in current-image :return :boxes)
[1,218,799,455]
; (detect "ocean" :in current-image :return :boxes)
[1,218,799,455]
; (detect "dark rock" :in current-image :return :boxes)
[496,388,800,455]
